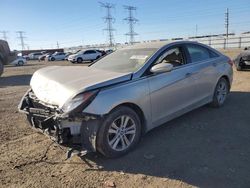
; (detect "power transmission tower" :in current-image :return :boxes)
[16,31,26,50]
[99,2,116,47]
[225,8,229,43]
[195,24,198,37]
[57,41,59,49]
[124,5,138,44]
[0,31,8,41]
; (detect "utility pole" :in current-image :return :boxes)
[225,8,229,47]
[124,5,138,44]
[57,41,59,49]
[0,31,8,41]
[195,24,198,37]
[99,2,115,47]
[16,31,26,50]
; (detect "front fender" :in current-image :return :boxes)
[83,78,151,129]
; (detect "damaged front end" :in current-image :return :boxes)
[18,89,102,153]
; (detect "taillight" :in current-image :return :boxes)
[227,59,233,66]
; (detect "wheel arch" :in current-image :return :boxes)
[109,102,147,135]
[220,75,231,90]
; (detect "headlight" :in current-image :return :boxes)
[62,90,98,114]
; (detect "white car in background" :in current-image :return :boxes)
[28,52,43,60]
[49,52,66,61]
[68,50,102,63]
[10,56,27,66]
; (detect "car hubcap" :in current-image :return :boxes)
[216,81,227,104]
[107,115,136,151]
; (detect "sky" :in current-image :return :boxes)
[0,0,250,50]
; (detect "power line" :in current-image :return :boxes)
[99,2,116,47]
[124,5,138,44]
[16,31,26,50]
[225,8,229,48]
[225,8,229,40]
[0,31,8,41]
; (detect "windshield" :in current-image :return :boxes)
[77,50,84,54]
[91,48,157,73]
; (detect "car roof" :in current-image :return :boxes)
[120,40,200,50]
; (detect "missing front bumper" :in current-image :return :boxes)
[18,90,102,153]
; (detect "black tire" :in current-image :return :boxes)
[77,58,83,63]
[51,57,55,61]
[18,61,24,66]
[210,77,229,108]
[96,106,141,158]
[96,56,100,60]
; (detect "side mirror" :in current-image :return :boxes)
[150,63,173,74]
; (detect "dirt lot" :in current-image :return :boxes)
[0,53,250,188]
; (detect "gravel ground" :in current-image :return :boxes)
[0,55,250,188]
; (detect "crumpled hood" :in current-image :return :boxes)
[30,66,132,108]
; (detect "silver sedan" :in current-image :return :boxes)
[19,41,233,158]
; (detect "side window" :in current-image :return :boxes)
[186,44,211,63]
[84,50,91,54]
[156,47,185,67]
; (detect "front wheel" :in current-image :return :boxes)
[77,58,83,63]
[210,77,229,107]
[96,106,141,158]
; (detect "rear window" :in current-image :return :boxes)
[186,44,218,63]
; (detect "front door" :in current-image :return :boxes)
[148,46,198,127]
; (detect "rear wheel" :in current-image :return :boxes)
[51,57,55,61]
[97,106,141,158]
[210,77,229,107]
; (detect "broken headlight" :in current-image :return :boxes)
[62,90,98,114]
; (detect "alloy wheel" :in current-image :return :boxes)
[216,81,228,105]
[107,115,136,151]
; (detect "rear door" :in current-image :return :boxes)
[57,52,65,60]
[184,44,220,103]
[147,45,199,127]
[83,50,92,60]
[89,50,98,60]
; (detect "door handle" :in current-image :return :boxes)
[212,62,218,67]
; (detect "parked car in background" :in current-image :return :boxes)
[23,55,29,60]
[38,53,51,61]
[96,50,106,56]
[106,49,114,54]
[234,48,250,71]
[49,52,66,61]
[68,49,102,63]
[64,52,72,61]
[19,41,233,158]
[28,52,45,60]
[10,56,27,66]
